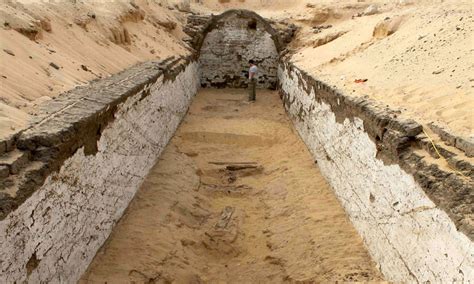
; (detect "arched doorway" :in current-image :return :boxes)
[197,10,282,89]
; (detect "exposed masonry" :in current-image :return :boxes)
[428,122,474,158]
[183,10,297,89]
[0,57,200,283]
[0,10,295,283]
[278,61,473,282]
[0,9,472,283]
[199,13,278,88]
[0,57,190,219]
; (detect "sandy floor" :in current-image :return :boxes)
[80,89,382,283]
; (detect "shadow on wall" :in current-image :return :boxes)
[198,11,280,89]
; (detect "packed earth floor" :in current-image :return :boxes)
[80,89,383,283]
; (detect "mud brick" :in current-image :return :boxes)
[0,150,29,174]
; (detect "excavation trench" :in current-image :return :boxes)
[80,89,382,282]
[2,9,471,283]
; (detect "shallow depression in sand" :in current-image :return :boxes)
[180,131,277,147]
[80,89,383,283]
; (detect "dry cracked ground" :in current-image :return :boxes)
[80,89,383,283]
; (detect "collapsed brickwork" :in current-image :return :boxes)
[184,10,297,89]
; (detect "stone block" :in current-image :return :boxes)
[0,165,9,178]
[428,122,456,146]
[456,137,474,157]
[388,118,422,137]
[0,150,29,174]
[0,141,6,156]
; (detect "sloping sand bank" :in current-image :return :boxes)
[2,0,472,152]
[0,0,189,140]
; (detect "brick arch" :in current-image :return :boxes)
[195,9,283,54]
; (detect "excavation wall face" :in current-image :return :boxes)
[199,13,278,89]
[0,58,199,283]
[278,62,473,282]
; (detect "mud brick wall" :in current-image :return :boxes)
[198,13,279,89]
[0,57,200,283]
[278,61,474,282]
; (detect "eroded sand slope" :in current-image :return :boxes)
[0,0,190,139]
[186,0,474,140]
[2,0,472,145]
[80,89,382,283]
[290,0,473,139]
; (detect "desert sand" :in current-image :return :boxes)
[0,0,190,139]
[80,89,382,283]
[198,0,473,139]
[289,0,473,140]
[1,0,472,142]
[2,0,472,281]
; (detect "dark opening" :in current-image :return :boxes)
[247,19,257,30]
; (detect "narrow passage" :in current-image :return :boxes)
[80,89,382,283]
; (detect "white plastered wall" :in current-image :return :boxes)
[0,63,200,283]
[278,64,474,283]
